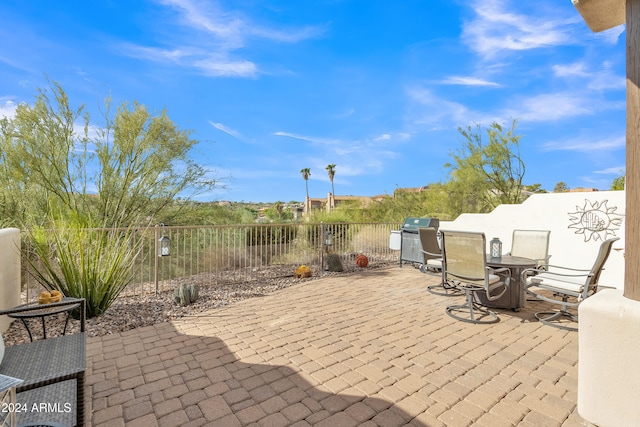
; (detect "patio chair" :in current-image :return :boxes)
[417,228,459,296]
[507,229,551,268]
[441,230,511,324]
[522,237,619,331]
[0,298,86,426]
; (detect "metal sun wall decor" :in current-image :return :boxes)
[568,199,624,242]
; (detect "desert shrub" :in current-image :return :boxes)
[246,224,298,246]
[174,284,200,306]
[326,253,344,272]
[24,223,141,318]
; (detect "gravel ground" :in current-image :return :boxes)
[2,262,397,346]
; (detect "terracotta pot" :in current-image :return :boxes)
[356,254,369,268]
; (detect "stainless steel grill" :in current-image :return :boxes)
[398,217,440,267]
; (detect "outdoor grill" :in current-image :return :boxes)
[393,217,440,267]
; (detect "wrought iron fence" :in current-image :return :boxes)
[23,222,402,298]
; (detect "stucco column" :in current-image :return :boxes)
[625,0,640,301]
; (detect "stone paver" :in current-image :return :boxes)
[86,266,585,426]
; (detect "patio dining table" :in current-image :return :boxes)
[476,255,538,311]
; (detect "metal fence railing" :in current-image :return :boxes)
[23,222,402,298]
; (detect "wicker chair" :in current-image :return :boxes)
[0,298,86,427]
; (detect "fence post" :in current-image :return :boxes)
[320,222,325,271]
[154,225,159,295]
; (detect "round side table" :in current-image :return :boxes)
[7,297,81,342]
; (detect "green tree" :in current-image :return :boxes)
[524,183,547,194]
[0,82,217,228]
[363,185,452,222]
[444,120,526,216]
[0,83,89,225]
[611,174,625,190]
[553,182,570,193]
[300,168,311,200]
[264,201,293,222]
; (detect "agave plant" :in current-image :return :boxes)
[24,222,142,318]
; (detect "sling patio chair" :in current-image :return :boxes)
[418,227,460,296]
[507,229,551,268]
[522,237,619,331]
[440,230,511,324]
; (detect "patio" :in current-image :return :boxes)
[85,265,587,427]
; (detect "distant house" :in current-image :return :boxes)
[303,193,387,215]
[569,187,599,192]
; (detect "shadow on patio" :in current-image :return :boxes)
[86,266,586,427]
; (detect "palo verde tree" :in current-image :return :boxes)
[1,82,218,317]
[444,119,526,216]
[611,173,625,190]
[0,82,217,228]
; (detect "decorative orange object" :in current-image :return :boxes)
[356,254,369,268]
[294,265,312,278]
[38,290,63,304]
[50,290,63,302]
[38,291,52,305]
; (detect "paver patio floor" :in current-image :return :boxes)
[86,265,589,427]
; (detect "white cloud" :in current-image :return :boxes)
[157,0,244,46]
[502,92,620,122]
[462,0,578,59]
[594,166,625,175]
[373,134,391,141]
[121,44,258,78]
[407,86,478,126]
[273,131,340,146]
[552,62,589,78]
[541,134,625,152]
[595,25,625,45]
[0,99,18,119]
[553,61,625,91]
[158,0,324,44]
[126,0,324,78]
[195,59,257,77]
[209,121,242,139]
[439,76,500,87]
[274,131,403,179]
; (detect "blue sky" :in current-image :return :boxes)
[0,0,627,203]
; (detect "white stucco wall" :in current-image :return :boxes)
[0,228,21,332]
[578,289,640,427]
[439,191,625,289]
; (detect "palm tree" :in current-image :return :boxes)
[325,164,336,209]
[300,168,311,200]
